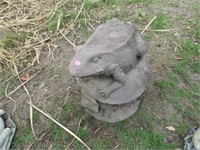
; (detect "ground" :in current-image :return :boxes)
[0,0,200,149]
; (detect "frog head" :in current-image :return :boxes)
[69,46,113,77]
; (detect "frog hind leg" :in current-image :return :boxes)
[81,90,99,113]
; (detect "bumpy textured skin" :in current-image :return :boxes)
[0,109,16,150]
[69,18,150,122]
[69,18,148,77]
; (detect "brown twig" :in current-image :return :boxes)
[27,128,53,150]
[143,105,164,124]
[28,102,91,150]
[4,83,16,116]
[13,63,37,139]
[65,118,83,149]
[73,0,86,24]
[59,29,77,49]
[141,16,157,34]
[139,28,174,32]
[94,127,101,134]
[7,71,39,96]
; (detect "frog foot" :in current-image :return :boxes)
[97,88,111,98]
[81,97,99,113]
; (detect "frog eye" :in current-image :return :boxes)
[90,55,101,62]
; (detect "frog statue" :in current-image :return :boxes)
[69,18,150,123]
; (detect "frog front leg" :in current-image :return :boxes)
[98,63,127,98]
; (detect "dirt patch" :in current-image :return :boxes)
[1,37,77,125]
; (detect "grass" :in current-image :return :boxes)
[103,0,124,5]
[0,84,4,96]
[11,127,34,148]
[91,138,112,149]
[129,0,153,5]
[105,107,178,149]
[151,13,167,29]
[48,5,70,31]
[43,103,85,149]
[72,127,89,149]
[111,122,176,149]
[154,39,200,123]
[132,107,155,129]
[176,124,188,136]
[48,127,71,144]
[32,110,40,123]
[0,36,21,74]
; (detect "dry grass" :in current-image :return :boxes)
[0,1,94,149]
[0,0,72,79]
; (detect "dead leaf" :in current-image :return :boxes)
[173,55,182,60]
[166,126,176,131]
[21,73,29,81]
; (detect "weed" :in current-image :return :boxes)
[11,127,34,148]
[9,77,20,89]
[195,24,200,40]
[101,10,116,21]
[48,5,70,31]
[0,84,4,96]
[107,110,170,149]
[154,79,175,97]
[178,41,200,73]
[116,128,176,149]
[176,124,188,136]
[32,110,40,123]
[59,103,83,120]
[133,107,155,129]
[164,113,179,125]
[47,125,71,149]
[54,143,63,149]
[103,0,124,5]
[135,8,147,20]
[84,0,101,9]
[129,0,153,5]
[49,127,70,142]
[0,36,22,74]
[45,103,86,149]
[38,144,46,150]
[70,126,89,149]
[78,126,89,139]
[19,32,34,42]
[151,13,167,29]
[155,39,200,123]
[91,138,112,149]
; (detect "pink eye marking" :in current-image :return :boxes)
[75,60,81,66]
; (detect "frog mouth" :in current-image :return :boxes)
[69,63,104,77]
[76,70,104,78]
